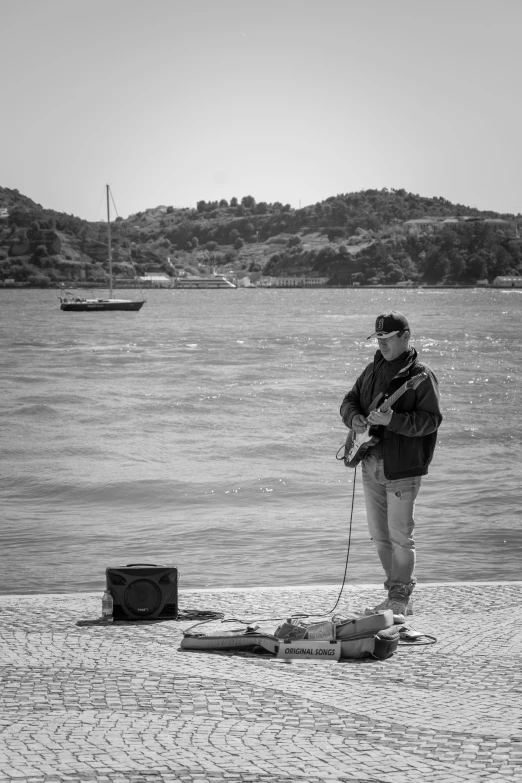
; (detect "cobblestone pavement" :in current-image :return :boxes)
[1,582,521,783]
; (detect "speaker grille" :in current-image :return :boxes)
[106,564,178,621]
[124,579,162,617]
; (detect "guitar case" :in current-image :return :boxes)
[180,610,398,660]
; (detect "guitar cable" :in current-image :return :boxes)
[316,463,357,618]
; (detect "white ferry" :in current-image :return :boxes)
[174,275,237,289]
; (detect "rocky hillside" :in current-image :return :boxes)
[0,186,521,286]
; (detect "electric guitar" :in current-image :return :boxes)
[342,371,428,468]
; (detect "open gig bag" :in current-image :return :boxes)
[180,610,399,661]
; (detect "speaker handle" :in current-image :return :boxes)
[125,563,166,567]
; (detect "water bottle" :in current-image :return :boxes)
[102,589,113,622]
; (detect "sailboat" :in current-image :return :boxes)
[59,185,145,312]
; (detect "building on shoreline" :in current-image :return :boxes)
[492,276,522,287]
[260,275,329,287]
[138,273,172,287]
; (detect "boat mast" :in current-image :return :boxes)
[106,184,113,299]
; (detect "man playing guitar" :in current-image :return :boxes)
[340,311,442,622]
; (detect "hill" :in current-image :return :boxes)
[0,186,521,286]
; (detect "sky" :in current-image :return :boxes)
[2,0,522,222]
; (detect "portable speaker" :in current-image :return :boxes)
[106,564,178,621]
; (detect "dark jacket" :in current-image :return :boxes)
[340,348,442,480]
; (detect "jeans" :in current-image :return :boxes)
[361,454,421,600]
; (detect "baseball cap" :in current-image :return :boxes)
[367,311,410,339]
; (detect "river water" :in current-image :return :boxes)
[1,286,520,595]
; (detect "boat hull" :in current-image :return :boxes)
[60,299,144,312]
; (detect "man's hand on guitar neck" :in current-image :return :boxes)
[367,408,393,427]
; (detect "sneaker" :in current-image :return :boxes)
[364,597,413,619]
[387,600,412,624]
[364,597,392,614]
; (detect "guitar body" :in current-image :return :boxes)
[343,392,383,468]
[343,428,380,467]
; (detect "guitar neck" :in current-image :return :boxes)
[379,381,410,413]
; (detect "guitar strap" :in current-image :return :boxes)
[373,350,417,410]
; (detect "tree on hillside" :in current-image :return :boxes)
[241,195,256,210]
[423,252,450,284]
[33,245,52,269]
[8,263,25,281]
[447,250,466,281]
[466,251,489,282]
[490,245,518,278]
[27,272,51,287]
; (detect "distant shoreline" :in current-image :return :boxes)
[1,283,519,291]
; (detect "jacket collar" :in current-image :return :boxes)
[374,347,417,381]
